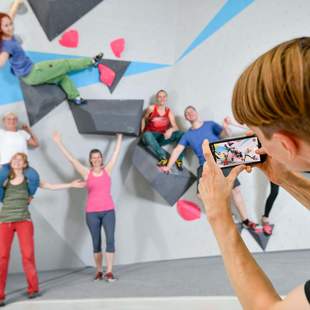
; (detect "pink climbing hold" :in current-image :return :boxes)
[98,64,116,87]
[110,38,125,58]
[176,199,201,221]
[59,29,79,48]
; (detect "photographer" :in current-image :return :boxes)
[199,37,310,309]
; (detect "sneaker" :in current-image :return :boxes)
[28,291,40,299]
[93,52,104,66]
[157,159,168,167]
[94,271,103,280]
[262,223,273,235]
[103,272,116,282]
[70,97,87,105]
[261,217,273,236]
[0,299,5,307]
[175,159,183,171]
[242,219,257,230]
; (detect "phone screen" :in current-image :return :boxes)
[210,136,263,168]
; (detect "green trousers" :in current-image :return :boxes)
[22,57,93,99]
[141,131,184,160]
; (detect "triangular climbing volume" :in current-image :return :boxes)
[132,143,196,206]
[98,59,131,93]
[246,225,274,251]
[28,0,104,41]
[20,80,66,126]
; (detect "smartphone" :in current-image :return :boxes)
[209,135,266,169]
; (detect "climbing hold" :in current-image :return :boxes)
[177,199,201,221]
[110,38,125,58]
[98,64,116,87]
[59,29,79,48]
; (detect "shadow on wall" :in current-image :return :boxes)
[117,139,170,262]
[121,139,158,203]
[41,142,89,265]
[9,206,85,272]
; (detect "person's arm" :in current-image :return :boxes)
[168,110,179,132]
[198,140,309,310]
[8,0,23,20]
[40,179,85,190]
[254,147,310,209]
[52,132,89,179]
[22,125,39,148]
[141,106,153,132]
[105,134,123,175]
[219,129,227,138]
[278,172,310,209]
[0,52,9,68]
[161,144,185,173]
[223,117,233,137]
[211,121,226,139]
[163,110,179,140]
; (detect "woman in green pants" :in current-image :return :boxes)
[0,0,103,105]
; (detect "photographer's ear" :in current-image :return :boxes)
[273,131,298,160]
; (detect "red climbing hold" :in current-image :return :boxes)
[98,64,116,87]
[59,29,79,48]
[110,38,125,58]
[176,199,201,221]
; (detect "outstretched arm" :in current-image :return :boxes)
[9,0,23,20]
[161,144,185,173]
[40,179,85,190]
[52,132,89,179]
[105,134,123,175]
[199,140,309,310]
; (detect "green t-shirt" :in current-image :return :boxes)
[0,180,30,223]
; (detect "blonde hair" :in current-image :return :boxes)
[232,37,310,142]
[3,112,18,121]
[156,89,168,98]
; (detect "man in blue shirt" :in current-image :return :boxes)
[161,105,256,229]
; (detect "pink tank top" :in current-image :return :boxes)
[86,169,115,213]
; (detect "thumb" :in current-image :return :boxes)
[227,165,245,187]
[245,130,254,136]
[255,146,267,155]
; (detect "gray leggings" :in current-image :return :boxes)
[86,210,116,253]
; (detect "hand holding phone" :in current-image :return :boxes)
[209,135,266,169]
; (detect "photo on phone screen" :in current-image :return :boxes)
[209,135,265,168]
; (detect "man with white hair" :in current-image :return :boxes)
[0,112,39,200]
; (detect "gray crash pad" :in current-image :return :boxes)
[99,59,131,93]
[247,225,274,251]
[132,143,196,206]
[20,80,66,126]
[70,99,144,136]
[28,0,103,41]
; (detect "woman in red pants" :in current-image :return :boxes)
[0,153,85,306]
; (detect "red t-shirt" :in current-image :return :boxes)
[144,105,171,133]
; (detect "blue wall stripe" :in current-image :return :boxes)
[177,0,254,61]
[0,51,169,106]
[125,62,170,76]
[0,1,254,105]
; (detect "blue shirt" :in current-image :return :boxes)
[1,37,33,77]
[179,121,223,166]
